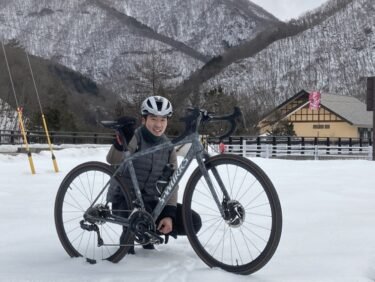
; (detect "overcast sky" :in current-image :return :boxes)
[251,0,329,21]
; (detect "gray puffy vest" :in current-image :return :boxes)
[109,128,173,203]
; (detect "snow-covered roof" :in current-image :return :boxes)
[320,93,373,127]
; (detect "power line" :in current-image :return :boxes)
[1,41,36,174]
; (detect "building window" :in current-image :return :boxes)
[313,124,330,129]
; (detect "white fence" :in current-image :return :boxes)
[212,141,373,160]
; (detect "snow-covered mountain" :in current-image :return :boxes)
[203,0,375,106]
[0,0,278,95]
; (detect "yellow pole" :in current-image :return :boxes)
[17,108,36,174]
[2,41,36,174]
[41,114,59,172]
[25,52,59,172]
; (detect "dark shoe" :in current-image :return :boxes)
[142,243,155,250]
[127,246,135,255]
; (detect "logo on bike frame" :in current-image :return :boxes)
[159,158,189,205]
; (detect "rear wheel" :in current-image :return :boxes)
[182,154,282,275]
[54,161,134,263]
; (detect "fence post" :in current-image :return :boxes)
[256,137,261,157]
[349,138,353,154]
[242,139,246,157]
[50,132,55,144]
[272,136,276,157]
[359,137,363,152]
[94,133,98,144]
[338,137,342,154]
[287,137,291,155]
[326,137,330,155]
[10,130,15,145]
[301,137,305,155]
[314,145,318,160]
[369,145,373,160]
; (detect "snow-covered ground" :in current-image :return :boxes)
[1,146,375,282]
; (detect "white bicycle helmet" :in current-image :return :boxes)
[141,96,173,117]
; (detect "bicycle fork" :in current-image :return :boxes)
[196,153,246,227]
[195,153,230,219]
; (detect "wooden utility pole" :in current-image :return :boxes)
[367,77,375,160]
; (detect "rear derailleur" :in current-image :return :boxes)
[80,203,111,247]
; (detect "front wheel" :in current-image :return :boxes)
[182,154,282,275]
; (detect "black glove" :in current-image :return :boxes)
[117,116,137,143]
[113,116,137,151]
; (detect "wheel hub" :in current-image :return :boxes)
[84,204,110,224]
[224,200,246,228]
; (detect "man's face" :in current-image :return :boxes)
[143,115,168,136]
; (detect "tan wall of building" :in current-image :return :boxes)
[292,122,359,138]
[289,106,359,137]
[258,100,366,138]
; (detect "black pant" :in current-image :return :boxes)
[174,203,201,235]
[112,200,202,236]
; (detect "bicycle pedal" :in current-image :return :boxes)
[145,231,164,244]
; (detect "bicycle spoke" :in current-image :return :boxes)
[91,171,97,203]
[247,202,271,210]
[237,178,258,201]
[63,214,83,224]
[201,216,222,224]
[246,211,272,218]
[85,172,93,202]
[234,170,250,200]
[192,199,220,214]
[66,224,82,236]
[239,225,263,253]
[241,223,270,243]
[202,218,224,249]
[239,227,254,260]
[77,175,91,203]
[220,224,227,263]
[225,164,232,198]
[63,197,85,213]
[69,182,91,206]
[194,185,217,201]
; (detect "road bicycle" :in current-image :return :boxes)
[54,107,282,275]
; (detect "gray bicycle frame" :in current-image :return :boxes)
[88,126,230,227]
[127,131,228,221]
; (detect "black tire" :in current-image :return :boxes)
[182,154,282,275]
[54,161,134,263]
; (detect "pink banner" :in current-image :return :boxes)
[309,92,321,110]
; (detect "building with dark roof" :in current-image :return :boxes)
[258,90,373,138]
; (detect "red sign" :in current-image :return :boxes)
[309,92,321,110]
[219,142,225,154]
